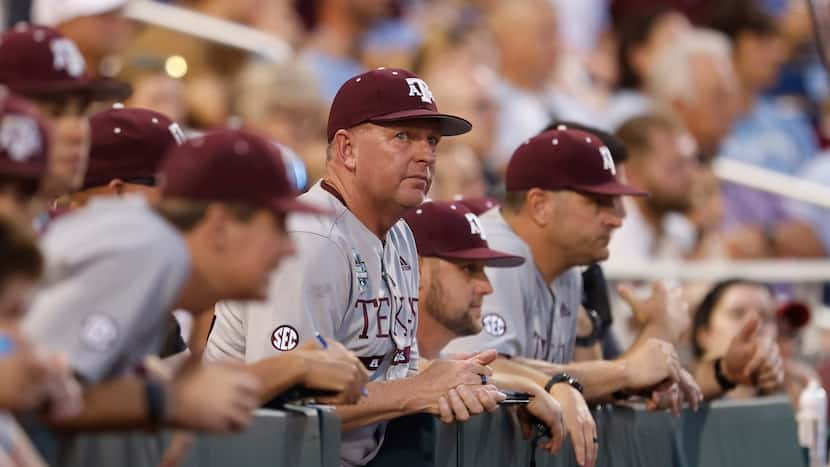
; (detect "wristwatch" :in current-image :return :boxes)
[545,373,584,394]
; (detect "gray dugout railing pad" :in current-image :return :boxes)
[36,405,340,467]
[369,396,803,467]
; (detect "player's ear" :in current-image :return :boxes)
[526,188,552,226]
[332,129,357,171]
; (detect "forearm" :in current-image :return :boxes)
[246,354,307,403]
[503,357,628,401]
[626,322,679,351]
[44,377,153,431]
[491,372,545,396]
[572,343,602,362]
[333,377,430,431]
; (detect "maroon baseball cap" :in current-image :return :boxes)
[160,129,324,215]
[404,200,524,268]
[506,129,647,196]
[83,107,185,189]
[0,90,50,178]
[455,197,500,216]
[326,67,472,141]
[0,24,131,101]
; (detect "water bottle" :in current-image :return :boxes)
[797,379,827,467]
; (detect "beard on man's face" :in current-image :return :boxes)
[423,278,481,337]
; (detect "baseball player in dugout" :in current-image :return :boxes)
[404,200,567,456]
[206,68,508,467]
[20,129,364,464]
[0,25,132,223]
[0,91,52,228]
[442,128,705,467]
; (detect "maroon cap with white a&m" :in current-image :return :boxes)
[506,128,647,196]
[404,200,524,268]
[0,90,50,178]
[326,67,472,141]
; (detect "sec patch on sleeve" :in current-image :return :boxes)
[482,314,506,337]
[80,313,119,352]
[271,325,299,351]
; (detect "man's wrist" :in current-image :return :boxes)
[714,357,737,391]
[545,373,583,394]
[161,381,177,425]
[145,380,168,426]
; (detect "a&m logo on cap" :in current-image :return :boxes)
[599,145,615,175]
[405,77,434,104]
[465,212,486,240]
[0,115,41,161]
[49,38,85,77]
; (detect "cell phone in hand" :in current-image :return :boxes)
[499,391,533,405]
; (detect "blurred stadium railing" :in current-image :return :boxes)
[51,397,801,467]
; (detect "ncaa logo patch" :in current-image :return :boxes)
[271,325,299,351]
[482,314,506,337]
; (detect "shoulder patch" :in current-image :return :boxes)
[80,313,119,352]
[271,325,299,351]
[482,314,506,337]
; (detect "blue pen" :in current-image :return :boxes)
[315,333,369,397]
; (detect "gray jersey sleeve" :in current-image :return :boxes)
[442,263,528,357]
[23,238,188,382]
[209,232,353,363]
[203,301,247,362]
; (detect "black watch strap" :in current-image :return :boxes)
[714,357,737,391]
[545,373,584,394]
[575,308,602,347]
[145,380,166,426]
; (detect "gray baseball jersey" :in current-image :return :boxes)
[22,196,190,383]
[206,181,420,467]
[443,208,581,363]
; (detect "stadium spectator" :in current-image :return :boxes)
[691,279,785,399]
[301,0,390,101]
[608,114,699,262]
[232,60,327,186]
[645,27,739,163]
[121,57,187,125]
[31,0,134,78]
[608,6,692,128]
[423,62,501,194]
[710,0,819,259]
[124,0,262,127]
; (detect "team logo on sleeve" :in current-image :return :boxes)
[482,314,506,337]
[271,325,299,351]
[80,313,118,352]
[351,248,369,292]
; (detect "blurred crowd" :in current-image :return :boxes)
[2,0,830,466]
